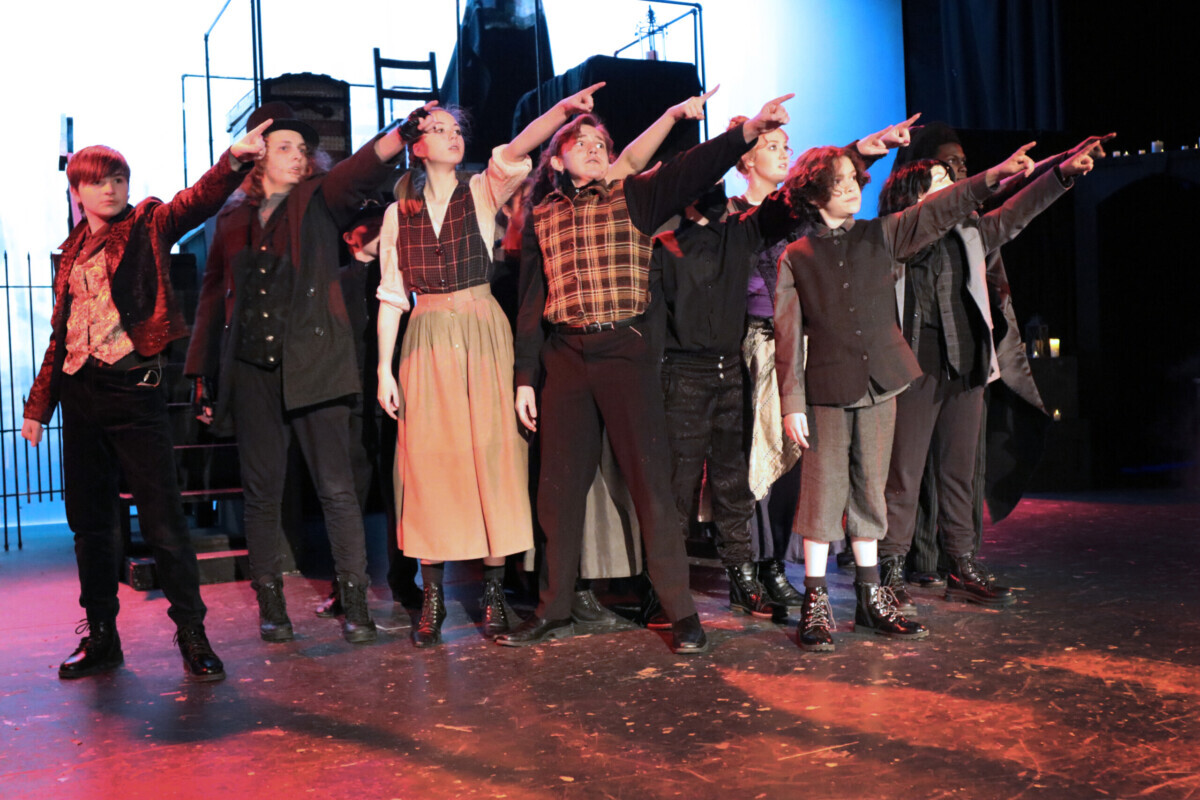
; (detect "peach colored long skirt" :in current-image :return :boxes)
[394,284,533,561]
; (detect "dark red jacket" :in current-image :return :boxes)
[24,151,246,423]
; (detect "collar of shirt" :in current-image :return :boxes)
[813,218,856,238]
[547,174,614,204]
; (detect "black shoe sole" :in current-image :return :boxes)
[495,623,574,647]
[343,627,378,644]
[259,626,295,643]
[729,602,779,619]
[571,618,635,634]
[945,589,1016,607]
[58,653,124,679]
[411,632,443,648]
[799,640,835,653]
[855,623,931,639]
[184,667,227,683]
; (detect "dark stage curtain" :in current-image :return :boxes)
[440,0,555,165]
[902,0,1065,132]
[513,56,701,166]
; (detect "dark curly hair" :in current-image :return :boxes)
[783,145,869,217]
[878,158,950,216]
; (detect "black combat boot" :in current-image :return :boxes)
[728,562,786,619]
[337,575,378,644]
[59,620,123,679]
[175,624,226,682]
[879,554,917,614]
[412,582,446,648]
[570,587,632,633]
[854,581,929,639]
[254,579,294,642]
[797,586,835,653]
[482,578,518,638]
[945,555,1016,606]
[759,559,805,608]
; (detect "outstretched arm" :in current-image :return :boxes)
[976,139,1096,251]
[504,82,607,162]
[855,112,922,157]
[609,86,721,182]
[883,142,1038,262]
[624,92,792,233]
[157,118,268,241]
[991,132,1113,203]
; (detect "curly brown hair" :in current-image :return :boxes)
[527,114,616,208]
[784,145,869,214]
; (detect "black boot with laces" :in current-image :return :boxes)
[797,586,836,653]
[854,581,929,639]
[59,619,123,679]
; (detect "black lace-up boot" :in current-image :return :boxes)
[945,555,1016,606]
[797,586,836,652]
[854,581,929,639]
[482,578,518,637]
[759,559,805,608]
[175,624,226,682]
[412,582,446,648]
[728,562,786,619]
[337,575,378,644]
[879,555,916,614]
[254,579,294,642]
[59,619,123,679]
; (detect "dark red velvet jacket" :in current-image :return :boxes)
[24,150,246,424]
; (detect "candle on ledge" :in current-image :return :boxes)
[1049,338,1061,358]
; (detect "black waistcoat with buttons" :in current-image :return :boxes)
[782,221,921,407]
[184,140,397,434]
[236,202,294,367]
[394,182,490,294]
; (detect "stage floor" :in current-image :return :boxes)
[2,491,1198,799]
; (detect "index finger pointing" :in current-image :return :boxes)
[249,119,274,136]
[768,93,796,106]
[582,81,606,95]
[900,112,921,128]
[1016,140,1038,155]
[700,84,720,101]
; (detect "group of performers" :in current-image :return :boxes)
[23,79,1106,682]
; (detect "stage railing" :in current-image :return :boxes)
[1,250,65,551]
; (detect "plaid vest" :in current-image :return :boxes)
[533,180,653,325]
[396,182,491,294]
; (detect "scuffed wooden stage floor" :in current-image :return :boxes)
[2,492,1198,799]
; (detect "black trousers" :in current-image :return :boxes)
[909,391,988,573]
[882,372,984,560]
[536,327,695,622]
[662,353,754,567]
[749,463,801,562]
[232,361,368,586]
[348,402,417,593]
[59,364,206,627]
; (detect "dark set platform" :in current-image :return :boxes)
[2,491,1198,798]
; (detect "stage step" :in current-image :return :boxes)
[125,548,251,591]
